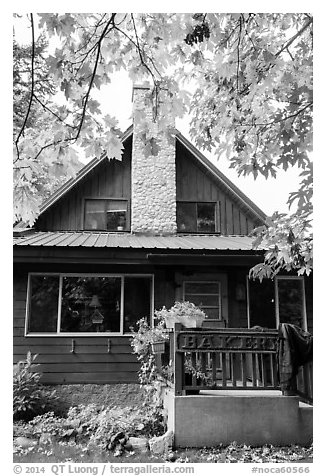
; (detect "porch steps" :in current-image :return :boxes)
[164,388,313,447]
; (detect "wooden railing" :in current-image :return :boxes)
[168,324,312,403]
[173,324,280,396]
[294,361,313,404]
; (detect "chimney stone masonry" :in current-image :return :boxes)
[131,84,177,235]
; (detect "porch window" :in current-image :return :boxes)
[26,274,152,335]
[177,202,220,233]
[184,281,221,319]
[84,199,128,231]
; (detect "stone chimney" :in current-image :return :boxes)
[131,84,177,235]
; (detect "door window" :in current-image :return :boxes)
[184,281,221,319]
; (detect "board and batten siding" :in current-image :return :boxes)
[176,141,261,235]
[36,139,132,232]
[13,271,139,384]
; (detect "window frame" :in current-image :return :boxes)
[176,200,221,234]
[25,272,154,337]
[83,197,130,232]
[183,280,222,320]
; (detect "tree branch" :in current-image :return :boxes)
[74,14,116,141]
[33,95,76,129]
[236,15,243,92]
[274,16,313,58]
[15,13,35,159]
[238,102,312,128]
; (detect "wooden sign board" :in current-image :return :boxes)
[176,332,278,353]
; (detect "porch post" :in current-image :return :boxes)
[174,323,184,396]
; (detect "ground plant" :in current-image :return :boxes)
[13,352,57,421]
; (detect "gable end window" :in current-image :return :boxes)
[84,199,129,231]
[177,202,220,233]
[26,274,153,335]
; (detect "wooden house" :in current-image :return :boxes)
[13,85,313,384]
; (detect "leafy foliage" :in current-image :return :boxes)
[13,352,57,421]
[154,301,207,328]
[130,317,169,385]
[13,13,313,277]
[18,402,166,451]
[13,32,81,223]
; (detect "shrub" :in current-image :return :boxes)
[13,352,57,421]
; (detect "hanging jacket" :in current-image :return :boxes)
[278,323,313,391]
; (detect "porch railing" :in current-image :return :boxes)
[293,361,313,404]
[168,324,312,403]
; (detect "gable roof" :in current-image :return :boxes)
[34,126,266,223]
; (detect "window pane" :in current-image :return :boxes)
[177,202,196,232]
[202,308,220,319]
[185,294,219,307]
[84,200,106,230]
[185,282,220,294]
[28,275,59,332]
[60,277,121,333]
[197,203,216,232]
[249,279,276,328]
[278,279,304,328]
[107,200,127,211]
[106,211,127,231]
[124,277,151,333]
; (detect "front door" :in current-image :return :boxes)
[175,272,228,326]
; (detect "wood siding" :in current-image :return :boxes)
[13,270,139,384]
[36,139,132,232]
[176,141,261,234]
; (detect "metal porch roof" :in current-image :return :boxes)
[13,231,265,251]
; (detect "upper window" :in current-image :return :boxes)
[27,274,152,335]
[84,199,128,231]
[177,202,219,233]
[184,281,221,319]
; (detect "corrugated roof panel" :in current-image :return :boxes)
[13,231,264,251]
[94,233,110,247]
[81,233,102,247]
[18,231,57,246]
[68,233,95,247]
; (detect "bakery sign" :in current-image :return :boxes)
[176,332,278,353]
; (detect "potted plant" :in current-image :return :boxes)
[151,340,166,354]
[154,301,206,329]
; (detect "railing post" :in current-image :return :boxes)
[174,323,184,396]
